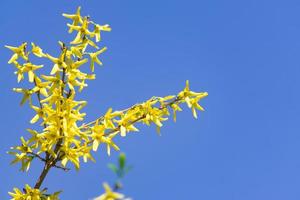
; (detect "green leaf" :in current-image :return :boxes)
[107,163,118,175]
[52,190,63,196]
[119,153,126,170]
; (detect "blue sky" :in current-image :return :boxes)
[1,0,300,199]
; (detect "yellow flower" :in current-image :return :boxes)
[78,145,95,163]
[91,122,120,155]
[70,45,83,58]
[93,24,112,42]
[69,17,93,44]
[13,88,34,105]
[190,93,208,118]
[70,58,88,69]
[91,122,106,151]
[31,42,45,57]
[32,76,50,97]
[60,146,80,169]
[5,42,28,63]
[142,100,167,128]
[178,80,193,107]
[116,112,139,137]
[101,132,120,156]
[93,183,124,200]
[171,103,182,122]
[67,73,87,91]
[46,53,67,75]
[62,6,83,33]
[89,47,107,72]
[103,108,120,129]
[40,88,62,105]
[178,80,207,107]
[12,61,25,82]
[81,36,99,51]
[41,74,63,91]
[8,184,43,200]
[23,62,43,82]
[8,185,60,200]
[30,105,44,124]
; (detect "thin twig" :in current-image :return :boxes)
[80,96,180,129]
[27,152,70,171]
[80,97,182,147]
[33,79,50,161]
[27,152,46,162]
[53,164,70,171]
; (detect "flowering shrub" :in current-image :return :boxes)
[6,7,208,199]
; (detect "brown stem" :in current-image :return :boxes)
[80,96,180,129]
[27,152,46,162]
[81,96,181,134]
[34,50,68,190]
[53,68,66,155]
[34,161,53,189]
[33,79,50,160]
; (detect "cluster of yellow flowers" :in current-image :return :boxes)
[8,185,60,200]
[6,7,207,200]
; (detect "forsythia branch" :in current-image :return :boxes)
[6,6,207,200]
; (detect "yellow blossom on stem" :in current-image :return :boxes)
[89,47,107,72]
[9,184,60,200]
[32,76,50,97]
[93,183,124,200]
[190,93,208,118]
[63,6,83,33]
[46,50,68,75]
[31,42,45,57]
[91,122,106,151]
[13,88,34,105]
[23,62,43,82]
[171,103,182,122]
[12,61,25,82]
[101,132,120,156]
[5,42,28,63]
[69,17,94,44]
[93,24,112,42]
[30,105,44,124]
[116,113,140,137]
